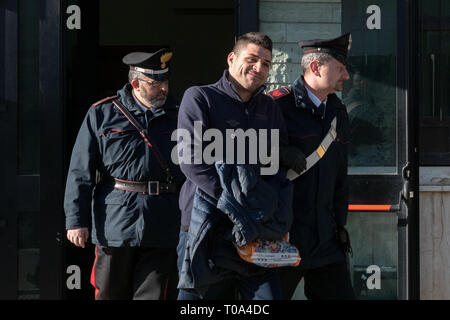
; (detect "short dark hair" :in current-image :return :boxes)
[233,32,273,55]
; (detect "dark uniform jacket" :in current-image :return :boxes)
[177,70,288,229]
[268,76,351,268]
[64,83,184,248]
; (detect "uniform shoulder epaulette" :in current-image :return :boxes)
[266,86,291,100]
[91,95,119,108]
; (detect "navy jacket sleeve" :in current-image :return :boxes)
[64,107,100,229]
[177,87,222,200]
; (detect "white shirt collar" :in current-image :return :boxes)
[305,86,327,108]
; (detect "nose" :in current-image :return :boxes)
[343,67,350,80]
[159,82,169,91]
[253,61,262,73]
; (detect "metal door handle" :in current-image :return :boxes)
[348,205,397,212]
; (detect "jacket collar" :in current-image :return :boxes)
[217,70,266,104]
[117,83,177,117]
[292,76,345,118]
[292,76,314,110]
[117,83,140,114]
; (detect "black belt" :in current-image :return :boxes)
[105,177,180,195]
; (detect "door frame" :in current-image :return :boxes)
[39,0,65,299]
[236,0,258,36]
[403,0,421,300]
[0,0,19,299]
[0,0,64,300]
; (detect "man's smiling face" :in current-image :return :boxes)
[227,43,272,94]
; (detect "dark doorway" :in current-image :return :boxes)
[0,0,65,300]
[63,0,236,299]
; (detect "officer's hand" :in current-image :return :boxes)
[67,228,89,248]
[280,146,307,174]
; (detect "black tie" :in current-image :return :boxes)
[315,103,326,119]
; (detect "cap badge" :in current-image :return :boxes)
[160,52,173,69]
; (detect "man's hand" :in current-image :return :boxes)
[280,146,307,174]
[67,228,89,248]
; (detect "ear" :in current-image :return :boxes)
[309,60,322,77]
[131,79,140,90]
[227,51,235,68]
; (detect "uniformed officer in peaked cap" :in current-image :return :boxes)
[64,48,185,300]
[267,34,355,300]
[123,48,173,81]
[299,33,351,66]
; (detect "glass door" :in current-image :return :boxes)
[258,0,418,299]
[342,0,416,300]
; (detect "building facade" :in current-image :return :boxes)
[1,0,449,300]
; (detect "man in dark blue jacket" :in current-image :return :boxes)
[64,48,185,300]
[267,34,356,299]
[176,32,299,300]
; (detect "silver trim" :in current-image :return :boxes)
[148,181,160,195]
[132,66,168,75]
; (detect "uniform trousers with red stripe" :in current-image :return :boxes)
[91,246,178,300]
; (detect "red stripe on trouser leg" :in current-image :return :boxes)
[90,246,99,300]
[163,275,169,300]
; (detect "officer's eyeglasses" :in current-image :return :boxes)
[138,78,168,88]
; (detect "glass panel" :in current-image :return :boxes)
[342,0,397,174]
[419,0,450,117]
[346,213,397,300]
[261,0,397,175]
[291,213,398,300]
[418,0,450,164]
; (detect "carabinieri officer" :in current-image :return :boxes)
[267,34,355,300]
[64,48,185,300]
